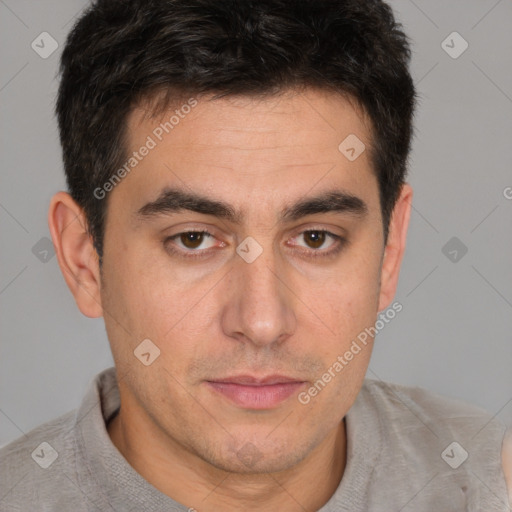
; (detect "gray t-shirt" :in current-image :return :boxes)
[1,367,509,511]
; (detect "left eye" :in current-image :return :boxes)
[289,230,341,251]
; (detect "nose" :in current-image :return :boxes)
[220,243,297,348]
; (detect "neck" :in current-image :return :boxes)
[108,402,347,512]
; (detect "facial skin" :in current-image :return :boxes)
[48,88,412,511]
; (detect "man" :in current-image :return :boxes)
[1,0,511,510]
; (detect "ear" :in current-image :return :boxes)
[377,183,413,312]
[47,191,103,318]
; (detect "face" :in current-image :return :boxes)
[95,88,398,474]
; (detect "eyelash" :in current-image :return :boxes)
[164,229,346,260]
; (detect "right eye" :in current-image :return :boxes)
[164,230,225,258]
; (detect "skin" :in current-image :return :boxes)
[48,87,414,511]
[503,428,512,507]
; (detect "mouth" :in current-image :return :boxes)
[205,375,307,410]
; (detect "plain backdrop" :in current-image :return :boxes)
[1,0,511,447]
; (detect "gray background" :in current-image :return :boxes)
[1,0,511,447]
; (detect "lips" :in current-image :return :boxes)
[206,375,307,409]
[210,375,303,386]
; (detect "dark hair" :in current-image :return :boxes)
[56,0,416,261]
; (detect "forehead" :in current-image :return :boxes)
[112,88,378,223]
[129,88,371,151]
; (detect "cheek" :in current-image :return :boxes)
[315,250,382,335]
[107,248,220,362]
[301,265,379,411]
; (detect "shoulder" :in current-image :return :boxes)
[360,378,502,425]
[0,409,80,509]
[354,379,511,508]
[0,408,76,466]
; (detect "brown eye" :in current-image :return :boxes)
[165,230,217,255]
[303,230,326,249]
[180,231,206,249]
[288,229,346,259]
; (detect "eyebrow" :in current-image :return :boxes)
[134,187,368,224]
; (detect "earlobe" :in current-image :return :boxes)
[47,191,103,318]
[377,183,413,312]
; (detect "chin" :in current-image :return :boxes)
[197,434,312,475]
